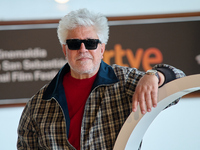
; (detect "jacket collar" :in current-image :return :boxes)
[91,60,119,90]
[42,60,119,100]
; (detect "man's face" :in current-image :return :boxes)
[62,26,105,79]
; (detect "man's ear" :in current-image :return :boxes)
[62,44,67,57]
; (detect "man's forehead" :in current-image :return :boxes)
[67,26,98,39]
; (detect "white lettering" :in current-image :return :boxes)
[0,47,47,60]
[2,60,22,71]
[34,70,58,81]
[12,71,33,82]
[23,59,66,70]
[0,72,10,83]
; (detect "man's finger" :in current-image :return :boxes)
[138,93,146,114]
[145,92,152,112]
[132,94,138,112]
[151,90,158,108]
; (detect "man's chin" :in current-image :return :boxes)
[78,68,93,74]
[77,66,97,74]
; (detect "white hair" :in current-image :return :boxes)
[57,8,109,45]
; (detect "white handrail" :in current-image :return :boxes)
[113,74,200,150]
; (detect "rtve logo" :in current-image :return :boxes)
[103,44,163,71]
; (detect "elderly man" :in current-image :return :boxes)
[17,8,185,150]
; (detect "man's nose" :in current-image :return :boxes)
[78,42,88,52]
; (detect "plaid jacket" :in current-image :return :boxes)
[17,61,185,150]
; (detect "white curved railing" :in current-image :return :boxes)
[113,74,200,150]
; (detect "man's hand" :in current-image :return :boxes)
[132,72,164,114]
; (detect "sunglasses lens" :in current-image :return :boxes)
[85,39,98,50]
[66,39,81,50]
[66,39,101,50]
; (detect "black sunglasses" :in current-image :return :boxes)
[66,39,101,50]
